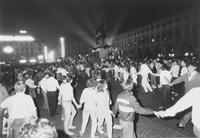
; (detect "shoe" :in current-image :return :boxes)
[79,131,84,136]
[176,124,185,129]
[65,130,74,136]
[98,128,104,134]
[69,125,76,129]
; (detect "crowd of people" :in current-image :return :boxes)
[0,48,200,138]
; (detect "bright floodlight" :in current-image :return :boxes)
[60,37,65,58]
[3,46,14,54]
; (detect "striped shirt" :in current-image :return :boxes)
[114,90,153,122]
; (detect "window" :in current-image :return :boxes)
[31,48,34,55]
[192,24,199,35]
[175,28,182,38]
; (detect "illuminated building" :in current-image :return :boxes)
[0,33,45,63]
[112,9,200,58]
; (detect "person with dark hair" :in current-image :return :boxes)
[79,78,98,138]
[159,64,172,110]
[20,118,58,138]
[58,74,80,136]
[44,72,60,117]
[180,60,188,76]
[25,74,38,99]
[169,60,200,128]
[38,72,50,112]
[0,81,37,138]
[170,60,180,81]
[113,78,156,138]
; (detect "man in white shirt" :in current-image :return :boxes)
[170,60,180,80]
[38,72,50,111]
[45,72,60,117]
[180,60,188,76]
[0,81,37,138]
[130,64,137,84]
[159,65,172,109]
[113,64,119,81]
[156,87,200,137]
[138,64,153,93]
[58,75,79,136]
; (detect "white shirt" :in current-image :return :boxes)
[57,67,68,76]
[45,77,60,92]
[164,87,200,129]
[170,64,180,78]
[39,77,48,93]
[138,64,152,77]
[180,66,188,76]
[160,70,172,85]
[96,90,112,113]
[58,82,73,102]
[130,66,137,75]
[114,65,119,73]
[123,70,129,82]
[0,93,36,119]
[80,87,97,110]
[25,78,37,89]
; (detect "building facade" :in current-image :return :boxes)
[112,9,200,58]
[65,36,92,57]
[0,35,45,64]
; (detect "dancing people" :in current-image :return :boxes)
[155,87,200,137]
[138,63,153,93]
[96,79,113,138]
[0,81,37,138]
[58,74,80,136]
[113,78,157,138]
[79,78,98,138]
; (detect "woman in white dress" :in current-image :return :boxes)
[96,79,113,138]
[79,79,98,138]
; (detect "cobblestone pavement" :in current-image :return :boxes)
[2,76,195,138]
[46,107,194,138]
[46,76,195,138]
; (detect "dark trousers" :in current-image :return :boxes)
[161,85,171,109]
[47,91,57,116]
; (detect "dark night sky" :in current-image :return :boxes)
[0,0,199,48]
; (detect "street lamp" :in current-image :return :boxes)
[44,46,48,62]
[60,37,65,58]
